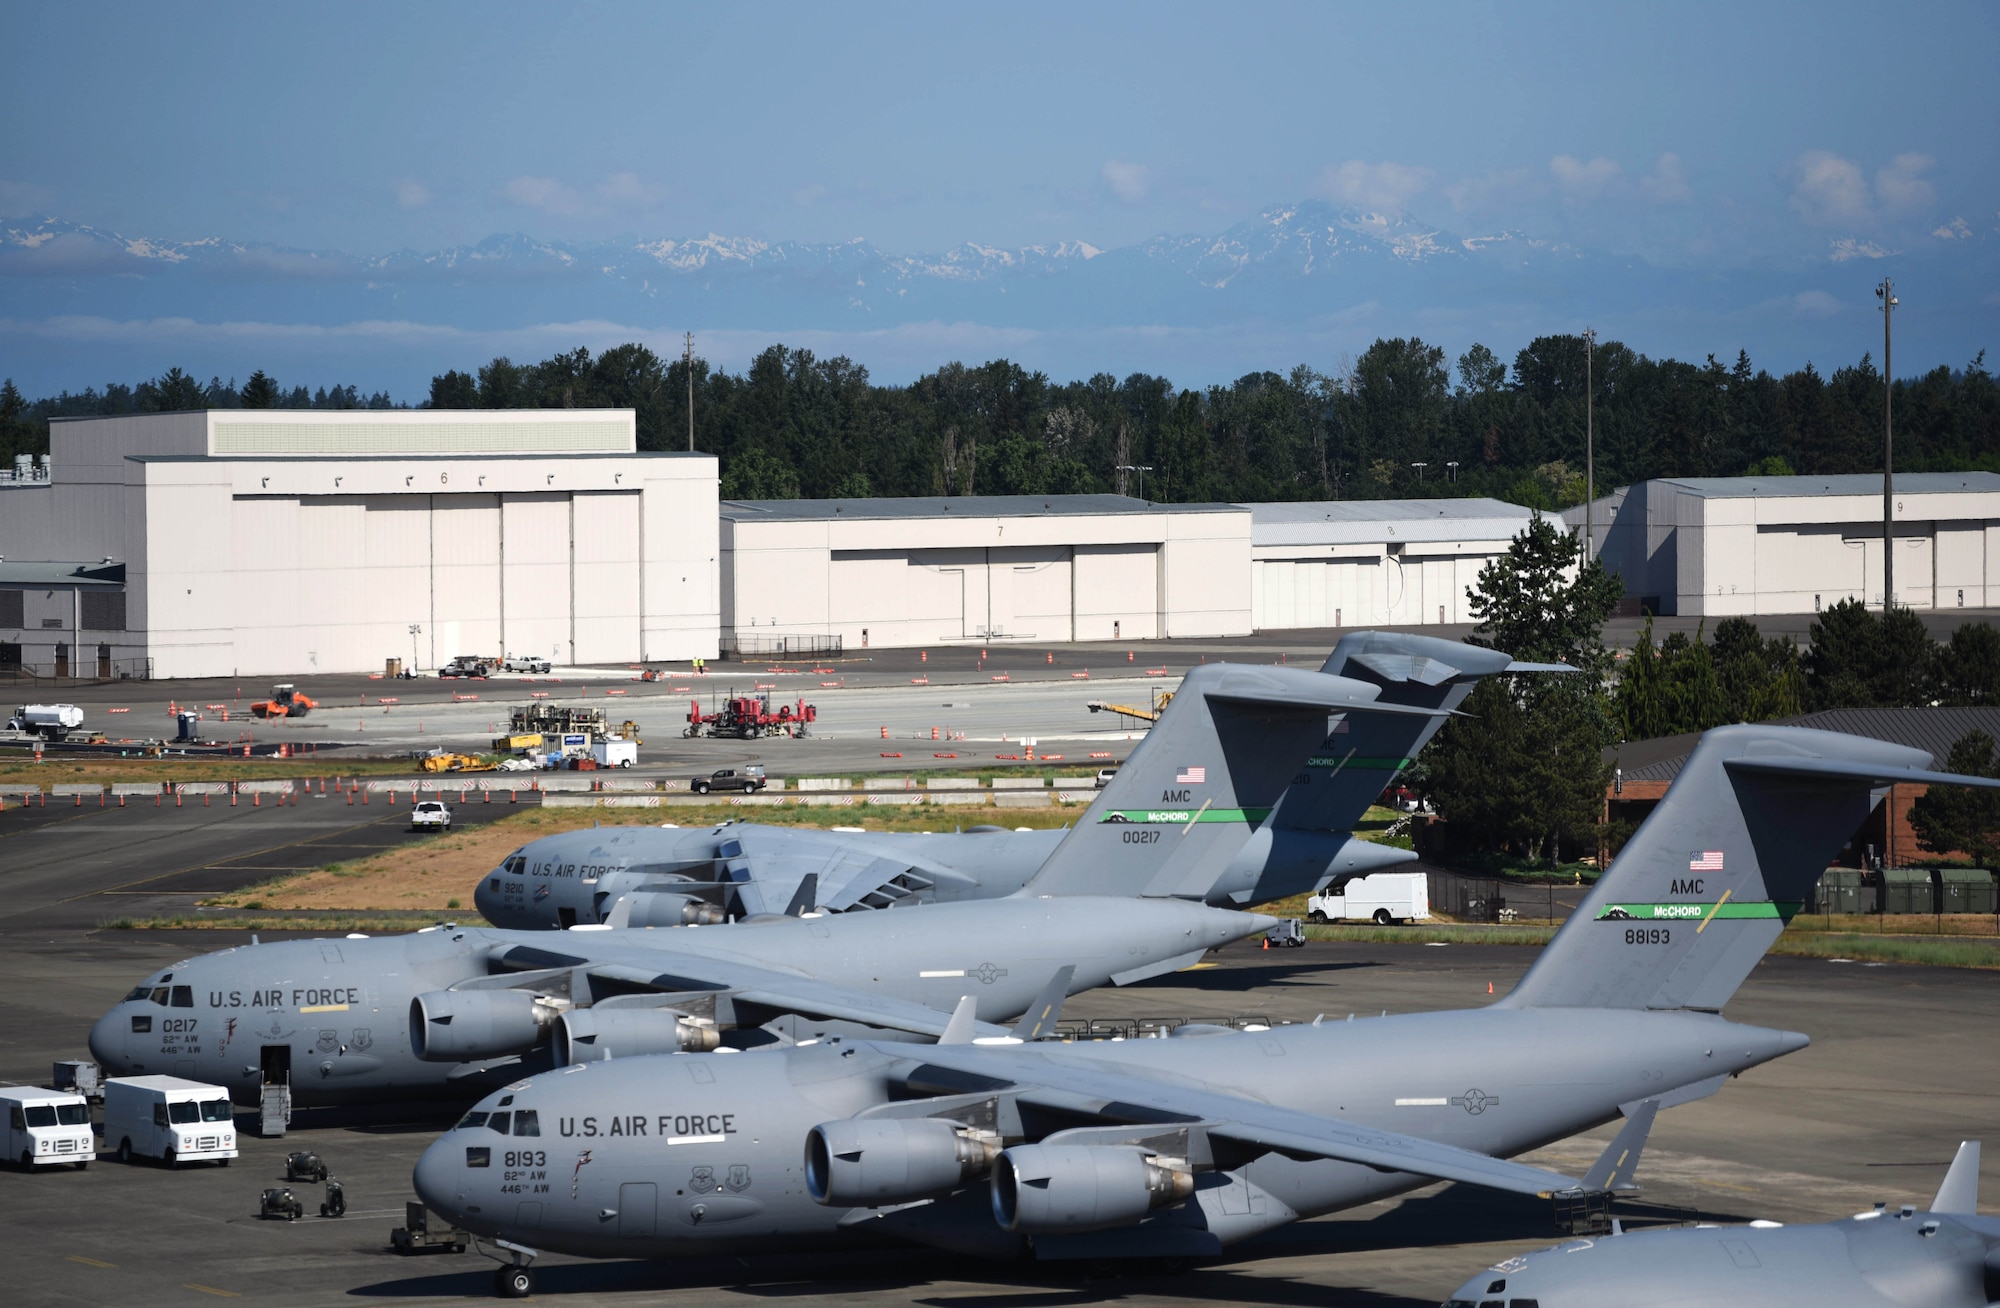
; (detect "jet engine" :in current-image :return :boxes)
[990,1144,1194,1234]
[610,891,727,927]
[805,1118,999,1206]
[408,988,563,1062]
[552,1006,720,1063]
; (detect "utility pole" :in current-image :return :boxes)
[1876,279,1897,609]
[683,332,696,452]
[1583,327,1596,560]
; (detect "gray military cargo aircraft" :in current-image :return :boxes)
[86,895,1271,1108]
[1445,1141,1998,1308]
[476,630,1534,928]
[414,723,1997,1297]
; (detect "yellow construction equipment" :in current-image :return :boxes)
[1085,688,1174,726]
[492,732,543,753]
[420,752,498,773]
[616,719,644,746]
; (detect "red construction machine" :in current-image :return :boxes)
[684,692,816,739]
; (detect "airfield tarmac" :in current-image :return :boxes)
[1,794,1996,1306]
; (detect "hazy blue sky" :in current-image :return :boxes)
[3,1,1996,393]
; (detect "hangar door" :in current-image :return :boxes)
[833,544,1160,644]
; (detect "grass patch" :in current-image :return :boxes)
[1768,932,2000,968]
[0,755,428,787]
[102,915,480,933]
[1303,923,1558,946]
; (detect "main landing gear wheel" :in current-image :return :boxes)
[495,1265,535,1298]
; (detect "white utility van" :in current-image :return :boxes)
[1,1086,94,1169]
[592,737,637,768]
[103,1075,238,1167]
[1307,871,1431,925]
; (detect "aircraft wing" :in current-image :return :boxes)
[724,828,979,912]
[896,1043,1581,1198]
[488,939,1012,1041]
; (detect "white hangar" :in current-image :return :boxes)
[0,410,719,679]
[1570,472,2000,616]
[719,495,1252,650]
[1248,499,1546,630]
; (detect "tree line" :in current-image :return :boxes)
[7,333,1997,501]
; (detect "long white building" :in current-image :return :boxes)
[1570,472,2000,615]
[1249,499,1545,630]
[0,410,718,679]
[720,495,1251,650]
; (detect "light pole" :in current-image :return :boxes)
[1117,464,1153,501]
[1876,279,1897,609]
[1583,327,1596,560]
[1410,462,1429,481]
[1444,460,1459,483]
[408,624,422,675]
[683,332,696,453]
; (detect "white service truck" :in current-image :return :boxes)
[103,1075,238,1167]
[410,800,453,832]
[592,737,637,768]
[1,1086,95,1169]
[8,704,85,740]
[1306,870,1431,926]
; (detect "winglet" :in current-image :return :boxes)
[1931,1140,1980,1214]
[1581,1099,1658,1192]
[782,873,818,918]
[936,995,980,1045]
[602,895,634,929]
[1010,965,1076,1041]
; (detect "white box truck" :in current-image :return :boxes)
[1,1086,94,1169]
[103,1075,238,1167]
[1307,871,1431,925]
[592,737,637,768]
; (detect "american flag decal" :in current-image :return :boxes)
[1689,851,1724,871]
[1177,766,1206,784]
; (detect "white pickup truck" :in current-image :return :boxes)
[503,654,552,673]
[410,800,452,833]
[1307,870,1431,926]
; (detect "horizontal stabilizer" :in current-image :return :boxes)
[1580,1099,1658,1192]
[1505,660,1577,673]
[1727,756,2000,792]
[1932,1140,1981,1215]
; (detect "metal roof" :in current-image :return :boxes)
[1652,472,2000,500]
[720,494,1241,522]
[0,561,126,589]
[1608,707,2000,784]
[1246,498,1542,547]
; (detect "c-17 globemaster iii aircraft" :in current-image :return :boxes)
[1445,1141,1999,1308]
[476,630,1538,928]
[414,724,1996,1298]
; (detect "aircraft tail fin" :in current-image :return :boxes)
[1503,724,2000,1012]
[935,995,980,1046]
[1931,1140,1981,1214]
[1580,1099,1658,1193]
[1010,965,1076,1041]
[1018,663,1443,899]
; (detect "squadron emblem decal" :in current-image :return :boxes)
[571,1149,592,1198]
[690,1165,719,1192]
[725,1164,751,1193]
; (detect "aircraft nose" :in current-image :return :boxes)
[88,1008,128,1071]
[412,1136,466,1218]
[473,874,500,923]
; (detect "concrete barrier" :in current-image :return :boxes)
[861,777,914,791]
[535,777,596,793]
[111,783,162,796]
[857,793,924,805]
[924,777,981,790]
[995,792,1054,808]
[991,777,1046,790]
[542,794,664,809]
[0,785,45,796]
[173,782,232,795]
[794,778,846,792]
[926,794,992,806]
[52,784,103,796]
[598,778,658,792]
[237,780,295,793]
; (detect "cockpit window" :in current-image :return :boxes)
[58,1103,89,1126]
[200,1100,232,1122]
[503,855,526,876]
[169,1100,200,1124]
[456,1111,489,1131]
[123,986,154,1002]
[486,1111,511,1135]
[149,987,170,1006]
[169,986,194,1008]
[513,1110,540,1137]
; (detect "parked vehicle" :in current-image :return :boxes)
[391,1200,471,1254]
[1094,766,1120,789]
[592,738,637,768]
[440,655,497,678]
[1306,870,1431,926]
[103,1075,237,1167]
[691,765,767,795]
[1,1086,94,1169]
[410,801,453,833]
[7,704,85,740]
[502,654,552,674]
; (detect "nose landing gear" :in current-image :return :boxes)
[476,1236,539,1299]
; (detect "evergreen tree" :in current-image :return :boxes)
[240,370,279,409]
[1909,730,2000,866]
[1934,622,2000,706]
[427,370,479,409]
